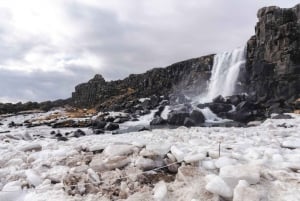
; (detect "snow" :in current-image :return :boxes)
[0,111,300,200]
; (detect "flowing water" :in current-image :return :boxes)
[199,46,246,103]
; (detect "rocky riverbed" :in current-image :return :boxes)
[0,109,300,201]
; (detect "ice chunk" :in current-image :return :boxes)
[135,157,161,171]
[0,181,25,201]
[5,158,24,167]
[103,144,133,157]
[90,155,130,171]
[87,168,100,184]
[26,169,43,187]
[219,164,260,188]
[184,152,206,163]
[170,146,184,162]
[19,143,42,152]
[153,181,168,201]
[202,160,217,170]
[146,143,171,156]
[233,180,260,201]
[205,174,232,198]
[282,140,300,149]
[215,156,237,168]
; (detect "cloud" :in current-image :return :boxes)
[0,66,97,102]
[0,0,299,102]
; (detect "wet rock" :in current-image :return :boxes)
[212,95,226,104]
[93,129,105,134]
[57,136,68,141]
[104,122,119,131]
[73,129,86,138]
[92,120,107,129]
[138,127,151,132]
[167,110,190,126]
[208,103,233,114]
[150,117,167,126]
[271,114,293,119]
[183,117,195,127]
[189,110,205,124]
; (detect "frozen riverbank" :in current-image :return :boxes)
[0,111,300,201]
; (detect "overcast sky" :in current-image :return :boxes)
[0,0,298,103]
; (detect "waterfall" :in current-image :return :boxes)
[199,46,246,103]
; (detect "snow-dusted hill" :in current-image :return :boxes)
[0,110,300,201]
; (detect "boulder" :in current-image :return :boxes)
[150,117,167,126]
[183,117,195,127]
[73,129,86,138]
[208,103,233,114]
[212,95,226,104]
[167,110,190,125]
[189,110,205,124]
[93,129,105,134]
[104,122,119,131]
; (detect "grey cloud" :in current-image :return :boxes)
[0,66,96,102]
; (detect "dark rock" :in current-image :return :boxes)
[277,123,294,128]
[167,110,190,125]
[190,110,205,124]
[183,117,195,127]
[212,95,226,104]
[104,122,119,131]
[71,55,214,110]
[154,106,165,117]
[93,129,105,134]
[227,95,245,106]
[208,103,233,114]
[57,136,68,141]
[73,129,86,138]
[55,133,62,138]
[92,120,107,129]
[197,103,210,109]
[138,127,151,132]
[8,121,15,127]
[131,118,139,122]
[50,131,56,135]
[105,116,115,122]
[150,117,167,126]
[241,4,300,110]
[271,114,293,119]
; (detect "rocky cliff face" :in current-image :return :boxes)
[72,55,214,110]
[244,4,300,107]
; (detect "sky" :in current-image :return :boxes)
[0,0,299,103]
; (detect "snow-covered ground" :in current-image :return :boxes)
[0,111,300,201]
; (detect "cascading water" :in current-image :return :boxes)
[199,46,246,103]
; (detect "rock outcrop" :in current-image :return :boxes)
[71,55,214,110]
[243,4,300,110]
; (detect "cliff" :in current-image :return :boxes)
[71,55,214,110]
[244,4,300,106]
